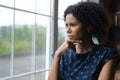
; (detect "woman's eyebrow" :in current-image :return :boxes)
[65,21,78,24]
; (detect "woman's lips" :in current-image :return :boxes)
[68,36,73,39]
[67,35,73,39]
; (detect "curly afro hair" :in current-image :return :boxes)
[64,2,108,41]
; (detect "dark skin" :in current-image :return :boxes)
[48,14,117,80]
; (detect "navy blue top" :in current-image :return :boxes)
[52,45,118,80]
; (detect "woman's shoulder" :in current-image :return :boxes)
[63,45,117,57]
[94,45,119,65]
[94,45,116,54]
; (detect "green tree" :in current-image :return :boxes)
[0,25,65,56]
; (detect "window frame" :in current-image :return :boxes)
[0,0,56,80]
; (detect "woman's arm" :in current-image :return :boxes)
[48,41,70,80]
[48,52,61,80]
[98,58,117,80]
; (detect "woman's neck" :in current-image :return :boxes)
[75,39,95,54]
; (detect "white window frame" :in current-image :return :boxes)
[0,0,57,79]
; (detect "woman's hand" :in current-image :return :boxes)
[55,39,82,56]
[49,39,82,80]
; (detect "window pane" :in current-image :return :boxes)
[0,7,13,27]
[0,0,14,7]
[35,15,49,70]
[89,0,99,3]
[14,11,35,75]
[13,75,31,80]
[36,0,50,15]
[58,0,83,18]
[0,7,13,78]
[35,71,48,80]
[58,19,66,47]
[15,0,35,12]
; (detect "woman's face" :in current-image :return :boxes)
[65,14,86,41]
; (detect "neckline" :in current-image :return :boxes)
[74,45,99,56]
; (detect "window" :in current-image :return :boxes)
[0,0,50,80]
[0,7,13,79]
[88,0,99,3]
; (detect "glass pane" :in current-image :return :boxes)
[89,0,99,3]
[58,0,83,18]
[0,7,13,78]
[13,75,31,80]
[35,71,48,80]
[0,0,14,7]
[58,19,66,47]
[15,0,35,12]
[36,0,50,15]
[14,11,35,75]
[35,15,49,70]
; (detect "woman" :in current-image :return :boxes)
[48,2,118,80]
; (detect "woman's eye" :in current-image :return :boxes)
[65,23,77,28]
[65,24,68,28]
[70,23,76,27]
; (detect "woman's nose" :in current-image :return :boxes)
[66,26,72,33]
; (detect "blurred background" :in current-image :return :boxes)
[0,0,120,80]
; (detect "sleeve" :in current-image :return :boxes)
[102,49,119,66]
